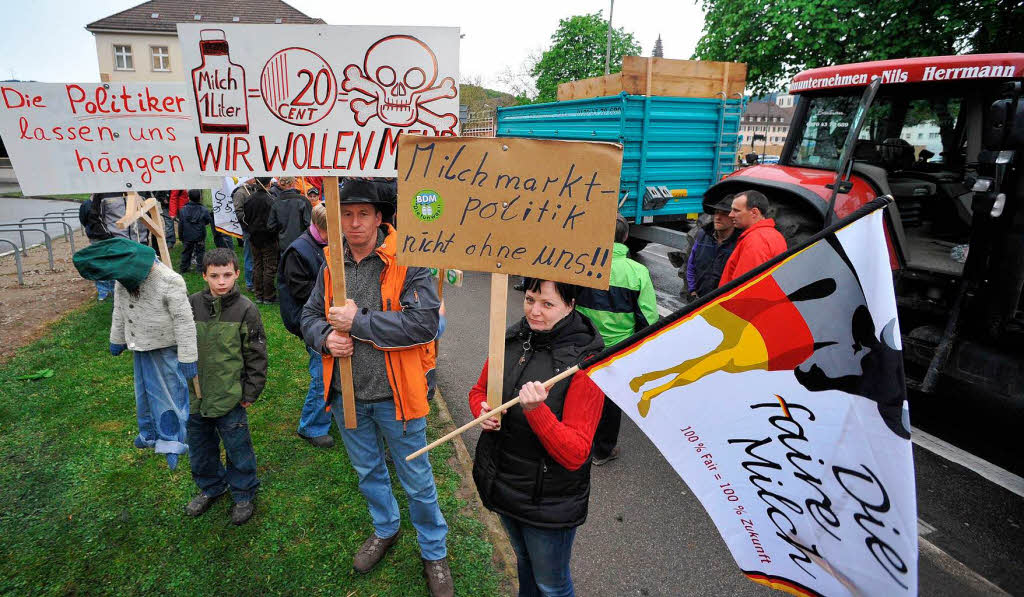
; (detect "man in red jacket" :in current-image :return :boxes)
[718,190,788,287]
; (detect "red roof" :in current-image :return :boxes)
[789,53,1024,93]
[86,0,324,34]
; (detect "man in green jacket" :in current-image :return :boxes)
[576,216,659,465]
[184,248,268,525]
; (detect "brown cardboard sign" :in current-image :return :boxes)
[396,136,622,289]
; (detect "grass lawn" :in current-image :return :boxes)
[1,191,92,202]
[0,237,504,596]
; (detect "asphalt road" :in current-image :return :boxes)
[435,245,1023,596]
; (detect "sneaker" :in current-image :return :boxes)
[133,436,151,449]
[422,557,454,597]
[231,500,255,525]
[592,446,620,466]
[353,529,401,574]
[298,432,335,448]
[185,491,224,517]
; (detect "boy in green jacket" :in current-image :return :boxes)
[184,248,268,525]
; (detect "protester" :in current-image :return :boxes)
[232,179,256,291]
[178,190,212,273]
[278,203,332,448]
[470,278,605,597]
[300,180,451,596]
[243,178,278,304]
[718,190,787,287]
[185,249,267,525]
[87,192,150,244]
[168,189,189,219]
[72,238,197,470]
[78,198,115,300]
[576,216,658,465]
[268,176,312,251]
[686,195,739,298]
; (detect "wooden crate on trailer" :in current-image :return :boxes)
[557,57,746,101]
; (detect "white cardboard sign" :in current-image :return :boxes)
[177,24,460,178]
[0,82,214,195]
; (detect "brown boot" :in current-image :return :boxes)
[422,556,454,597]
[353,529,401,574]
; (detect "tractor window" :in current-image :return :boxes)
[789,91,966,172]
[789,95,861,170]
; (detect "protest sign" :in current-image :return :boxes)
[177,24,460,178]
[0,82,212,195]
[395,136,623,289]
[214,176,244,238]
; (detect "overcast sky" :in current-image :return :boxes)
[0,0,707,93]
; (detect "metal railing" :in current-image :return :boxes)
[0,224,55,270]
[18,217,76,252]
[0,238,23,285]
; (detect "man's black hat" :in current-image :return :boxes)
[338,179,396,221]
[703,194,734,215]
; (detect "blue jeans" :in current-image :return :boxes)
[331,393,448,560]
[499,515,577,597]
[297,346,332,438]
[95,279,114,300]
[243,234,254,289]
[133,347,190,460]
[187,404,260,502]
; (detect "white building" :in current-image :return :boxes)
[85,0,324,83]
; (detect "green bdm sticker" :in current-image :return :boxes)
[412,190,443,222]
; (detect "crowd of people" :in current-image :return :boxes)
[72,179,786,597]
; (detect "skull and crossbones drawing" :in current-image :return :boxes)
[342,35,458,135]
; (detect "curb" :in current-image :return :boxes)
[431,388,518,595]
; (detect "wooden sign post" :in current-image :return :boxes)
[116,192,171,267]
[323,177,358,429]
[487,274,509,419]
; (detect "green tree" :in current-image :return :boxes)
[694,0,1024,95]
[531,12,642,103]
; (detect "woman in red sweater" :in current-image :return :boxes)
[470,278,605,597]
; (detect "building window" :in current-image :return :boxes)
[151,46,170,71]
[114,44,133,70]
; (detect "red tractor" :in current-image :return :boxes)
[704,53,1024,402]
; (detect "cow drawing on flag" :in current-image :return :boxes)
[628,233,908,438]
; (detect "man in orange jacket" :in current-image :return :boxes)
[298,180,452,597]
[718,190,788,287]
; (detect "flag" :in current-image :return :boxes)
[581,197,916,596]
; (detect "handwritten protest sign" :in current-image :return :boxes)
[0,82,212,195]
[177,24,460,178]
[214,176,244,238]
[395,136,623,289]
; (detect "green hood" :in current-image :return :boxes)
[73,238,155,292]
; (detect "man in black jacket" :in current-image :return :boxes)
[267,176,312,252]
[684,196,739,299]
[278,203,333,447]
[243,178,278,303]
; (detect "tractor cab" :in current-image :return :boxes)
[709,54,1024,402]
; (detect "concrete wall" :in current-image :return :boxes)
[93,32,182,83]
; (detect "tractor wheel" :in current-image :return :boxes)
[773,201,822,249]
[625,238,649,255]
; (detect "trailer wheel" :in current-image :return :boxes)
[625,238,649,255]
[773,202,822,249]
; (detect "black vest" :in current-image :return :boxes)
[473,311,604,528]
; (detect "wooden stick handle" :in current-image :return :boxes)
[406,365,580,461]
[192,377,202,400]
[323,177,358,428]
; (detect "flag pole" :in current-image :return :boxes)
[406,365,580,461]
